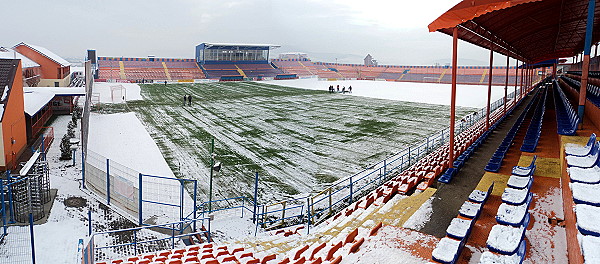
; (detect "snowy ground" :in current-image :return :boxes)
[262,78,509,108]
[1,115,173,264]
[105,81,475,205]
[92,82,143,103]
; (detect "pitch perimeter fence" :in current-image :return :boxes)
[253,88,524,230]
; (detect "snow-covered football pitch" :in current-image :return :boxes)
[97,80,498,204]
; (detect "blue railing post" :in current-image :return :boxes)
[253,172,259,223]
[306,197,311,235]
[383,159,387,175]
[106,159,110,205]
[1,180,6,237]
[138,173,143,226]
[134,229,138,255]
[29,213,36,264]
[349,176,353,204]
[408,147,412,166]
[81,151,86,189]
[88,210,92,235]
[179,180,184,222]
[193,180,197,231]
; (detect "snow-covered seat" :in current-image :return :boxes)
[565,133,596,157]
[581,235,600,264]
[486,214,530,255]
[478,240,526,264]
[459,201,483,219]
[501,187,532,206]
[432,237,465,264]
[446,218,473,240]
[468,183,494,204]
[496,198,531,226]
[566,144,600,168]
[571,182,600,206]
[576,204,600,237]
[507,175,533,189]
[568,166,600,184]
[511,156,536,176]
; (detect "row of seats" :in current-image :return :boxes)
[99,243,275,264]
[277,224,383,264]
[431,183,494,263]
[520,84,548,152]
[552,80,579,135]
[477,158,535,263]
[484,84,542,172]
[564,133,600,264]
[561,76,600,108]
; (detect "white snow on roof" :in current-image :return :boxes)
[202,42,281,49]
[16,43,71,67]
[23,87,85,115]
[0,48,40,68]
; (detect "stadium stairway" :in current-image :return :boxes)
[420,86,538,238]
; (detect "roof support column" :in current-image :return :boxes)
[553,63,557,79]
[504,55,509,115]
[449,27,459,169]
[519,63,524,100]
[514,60,519,102]
[486,46,494,130]
[578,0,596,129]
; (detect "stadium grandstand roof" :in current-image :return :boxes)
[201,43,281,49]
[13,42,71,67]
[0,47,40,68]
[428,0,600,63]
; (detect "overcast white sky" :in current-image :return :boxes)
[1,0,518,65]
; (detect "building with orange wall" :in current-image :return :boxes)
[13,42,70,87]
[0,59,28,170]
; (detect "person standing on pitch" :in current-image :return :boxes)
[188,95,192,106]
[349,86,352,93]
[184,95,187,106]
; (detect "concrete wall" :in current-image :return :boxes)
[38,75,70,87]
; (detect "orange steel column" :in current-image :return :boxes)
[449,27,458,169]
[514,60,519,102]
[519,63,524,100]
[486,46,494,130]
[504,55,509,115]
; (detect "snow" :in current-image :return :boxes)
[0,48,40,68]
[501,188,529,205]
[468,189,488,203]
[496,203,527,225]
[89,113,174,177]
[432,237,460,263]
[565,142,594,157]
[88,112,193,223]
[479,251,522,264]
[16,42,71,66]
[446,218,471,239]
[568,166,600,184]
[262,78,507,108]
[566,148,599,168]
[507,176,531,189]
[486,224,523,253]
[459,201,482,218]
[581,235,600,264]
[93,82,143,103]
[571,182,600,205]
[1,85,8,101]
[576,204,600,235]
[524,187,567,264]
[511,166,533,176]
[402,197,433,230]
[23,87,86,115]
